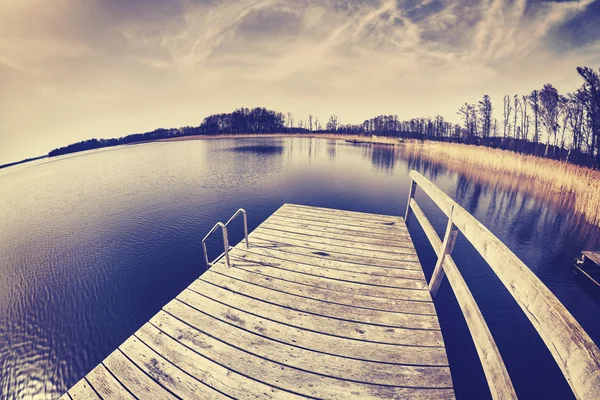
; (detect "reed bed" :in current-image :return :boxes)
[400,140,600,228]
[159,133,600,227]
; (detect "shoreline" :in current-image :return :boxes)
[156,133,401,145]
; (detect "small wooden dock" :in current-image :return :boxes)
[61,171,600,400]
[62,203,454,399]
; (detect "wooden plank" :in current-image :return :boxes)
[248,234,420,264]
[428,213,458,297]
[86,364,135,400]
[237,240,423,272]
[411,170,600,400]
[582,251,600,266]
[229,246,426,289]
[103,350,177,399]
[211,261,436,314]
[135,323,301,399]
[166,296,448,365]
[231,244,425,278]
[282,204,404,223]
[183,285,444,347]
[254,225,417,256]
[152,308,451,387]
[272,210,408,232]
[220,251,431,301]
[119,335,223,399]
[405,179,417,220]
[202,268,439,329]
[68,379,100,400]
[149,305,454,399]
[411,197,516,399]
[266,215,412,241]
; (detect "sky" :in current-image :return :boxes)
[1,0,600,164]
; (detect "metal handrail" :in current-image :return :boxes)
[202,209,249,269]
[224,208,249,248]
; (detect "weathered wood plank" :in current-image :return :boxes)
[582,251,600,266]
[119,335,223,399]
[166,296,448,365]
[135,323,300,399]
[281,204,404,223]
[255,225,417,255]
[266,215,412,241]
[202,268,439,329]
[249,234,420,264]
[62,202,456,399]
[68,379,100,400]
[410,170,600,400]
[223,250,431,301]
[411,197,516,399]
[237,240,423,272]
[230,244,425,278]
[148,306,454,399]
[102,350,177,399]
[183,285,444,347]
[273,210,408,232]
[211,261,436,314]
[428,213,458,297]
[229,246,426,289]
[152,308,451,387]
[86,364,135,400]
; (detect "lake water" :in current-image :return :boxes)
[1,138,599,399]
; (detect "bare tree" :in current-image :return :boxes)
[528,90,540,148]
[478,95,492,138]
[540,84,560,158]
[326,115,339,132]
[503,95,512,139]
[287,112,294,129]
[513,95,520,140]
[314,117,321,131]
[308,114,313,132]
[577,66,600,165]
[521,95,529,142]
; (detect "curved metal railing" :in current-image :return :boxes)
[202,208,249,268]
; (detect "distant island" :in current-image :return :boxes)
[43,66,599,169]
[0,155,47,170]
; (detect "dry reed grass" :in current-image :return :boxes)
[159,133,600,227]
[400,140,600,227]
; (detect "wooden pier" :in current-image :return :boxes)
[61,171,600,400]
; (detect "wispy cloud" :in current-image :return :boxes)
[1,0,599,163]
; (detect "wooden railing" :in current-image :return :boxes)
[405,170,600,400]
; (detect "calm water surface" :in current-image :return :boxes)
[1,138,599,399]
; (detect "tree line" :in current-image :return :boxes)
[48,66,600,168]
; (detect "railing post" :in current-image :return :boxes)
[241,209,249,248]
[429,208,458,297]
[202,240,211,269]
[405,179,417,220]
[221,224,230,267]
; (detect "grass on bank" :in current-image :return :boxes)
[400,140,600,228]
[159,133,600,227]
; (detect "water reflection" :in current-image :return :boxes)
[0,138,598,400]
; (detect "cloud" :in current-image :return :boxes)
[1,0,599,164]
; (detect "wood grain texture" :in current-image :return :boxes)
[61,203,454,399]
[410,197,516,399]
[410,170,600,400]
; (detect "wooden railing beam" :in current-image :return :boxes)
[404,179,417,220]
[409,170,600,400]
[429,212,459,297]
[409,197,517,399]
